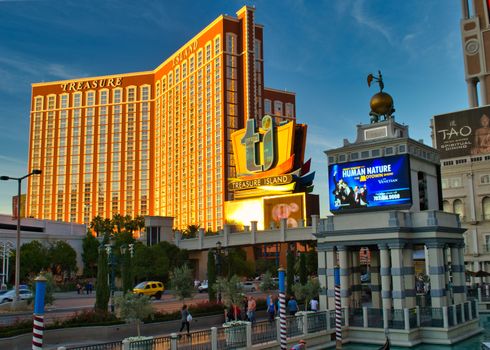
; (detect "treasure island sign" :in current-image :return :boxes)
[228,115,313,199]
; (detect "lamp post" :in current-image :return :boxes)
[0,169,42,302]
[120,243,135,293]
[105,240,116,313]
[215,241,222,303]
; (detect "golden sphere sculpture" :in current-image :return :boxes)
[370,91,394,116]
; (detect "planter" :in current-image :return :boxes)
[122,336,153,350]
[222,321,249,347]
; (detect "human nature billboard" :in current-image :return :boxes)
[328,154,411,213]
[434,106,490,159]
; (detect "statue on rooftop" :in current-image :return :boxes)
[367,70,395,123]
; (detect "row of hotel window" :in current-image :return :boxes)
[442,197,490,221]
[442,175,490,189]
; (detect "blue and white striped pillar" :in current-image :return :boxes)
[334,266,342,349]
[32,275,47,350]
[278,267,287,350]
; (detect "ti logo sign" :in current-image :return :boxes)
[241,115,275,173]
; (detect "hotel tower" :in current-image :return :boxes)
[27,6,296,230]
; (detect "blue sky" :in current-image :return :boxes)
[0,0,466,217]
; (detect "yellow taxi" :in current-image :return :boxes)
[132,281,164,299]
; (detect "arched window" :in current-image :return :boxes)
[453,199,465,221]
[483,197,490,220]
[443,200,451,213]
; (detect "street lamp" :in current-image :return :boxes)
[105,238,116,313]
[120,243,135,293]
[0,169,42,302]
[215,241,223,303]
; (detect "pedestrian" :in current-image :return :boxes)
[85,281,90,295]
[247,296,256,323]
[242,295,248,321]
[179,304,191,335]
[309,297,318,312]
[267,297,276,322]
[76,282,81,295]
[287,296,298,316]
[290,339,306,350]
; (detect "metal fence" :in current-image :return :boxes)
[420,307,443,327]
[175,328,211,350]
[307,311,327,333]
[408,308,417,329]
[349,308,363,327]
[216,324,246,350]
[388,309,404,329]
[365,308,381,328]
[251,320,277,345]
[66,341,122,350]
[286,315,303,337]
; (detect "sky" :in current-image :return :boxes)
[0,0,468,218]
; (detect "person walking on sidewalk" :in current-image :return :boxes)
[247,296,257,323]
[179,304,191,336]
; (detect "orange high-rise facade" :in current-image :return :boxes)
[27,6,296,230]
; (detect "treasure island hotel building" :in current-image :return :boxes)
[26,6,296,231]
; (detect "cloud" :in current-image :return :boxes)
[350,0,393,45]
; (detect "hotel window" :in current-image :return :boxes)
[226,33,237,54]
[482,175,490,184]
[214,36,220,55]
[189,55,195,73]
[482,197,490,220]
[274,101,283,116]
[285,103,294,118]
[442,200,451,213]
[182,62,187,78]
[264,99,272,114]
[453,199,465,221]
[450,177,462,188]
[197,49,203,67]
[175,67,180,83]
[205,42,211,62]
[254,39,261,59]
[441,178,449,189]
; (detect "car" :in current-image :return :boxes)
[241,281,258,293]
[132,281,164,299]
[0,289,32,304]
[198,281,208,293]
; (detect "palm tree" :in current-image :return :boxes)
[90,216,113,243]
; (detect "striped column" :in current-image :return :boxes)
[318,250,328,311]
[338,246,351,308]
[351,250,361,308]
[379,244,392,311]
[389,242,406,309]
[402,244,416,308]
[451,243,466,304]
[427,242,448,307]
[32,275,47,350]
[278,268,287,350]
[326,246,337,310]
[334,267,342,349]
[370,249,381,308]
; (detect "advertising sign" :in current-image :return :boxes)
[264,193,305,229]
[434,106,490,159]
[328,155,411,213]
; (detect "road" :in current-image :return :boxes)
[0,290,266,326]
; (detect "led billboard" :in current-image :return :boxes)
[328,154,411,213]
[434,106,490,159]
[264,193,305,229]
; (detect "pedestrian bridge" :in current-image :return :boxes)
[172,215,321,251]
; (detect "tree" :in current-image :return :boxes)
[286,251,295,295]
[121,248,133,294]
[48,240,77,279]
[90,216,112,243]
[183,224,200,238]
[292,277,321,311]
[115,293,153,337]
[213,275,243,317]
[207,251,217,302]
[259,271,276,293]
[82,233,100,278]
[19,241,49,281]
[95,247,110,312]
[299,253,307,285]
[306,246,318,276]
[225,248,254,278]
[170,265,194,303]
